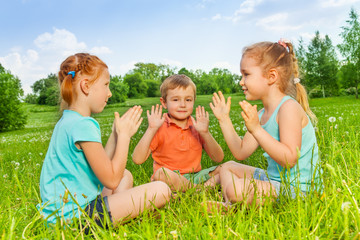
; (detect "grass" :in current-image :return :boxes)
[0,94,359,239]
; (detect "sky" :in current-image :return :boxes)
[1,0,360,94]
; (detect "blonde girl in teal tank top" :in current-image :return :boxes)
[209,39,321,207]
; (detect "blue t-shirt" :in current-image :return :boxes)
[258,96,320,192]
[37,110,103,224]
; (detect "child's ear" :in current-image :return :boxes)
[80,78,90,95]
[267,68,278,85]
[160,97,167,109]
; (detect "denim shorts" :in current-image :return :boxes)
[84,195,113,228]
[253,168,306,199]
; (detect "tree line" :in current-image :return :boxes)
[1,8,360,131]
[23,63,242,106]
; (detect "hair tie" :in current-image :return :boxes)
[294,78,300,84]
[67,71,75,78]
[277,38,290,50]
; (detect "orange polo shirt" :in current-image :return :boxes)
[150,113,204,175]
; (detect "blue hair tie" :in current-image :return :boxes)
[67,71,75,78]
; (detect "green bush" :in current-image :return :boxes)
[0,65,27,131]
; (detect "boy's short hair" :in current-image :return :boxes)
[160,74,196,101]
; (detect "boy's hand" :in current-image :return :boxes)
[209,91,231,122]
[115,106,143,138]
[191,106,209,134]
[239,100,260,134]
[147,104,165,130]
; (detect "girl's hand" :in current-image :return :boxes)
[209,91,231,122]
[114,106,143,138]
[191,106,209,134]
[239,100,260,134]
[147,104,165,130]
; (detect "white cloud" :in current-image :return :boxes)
[212,0,263,23]
[256,13,303,31]
[212,13,222,21]
[319,0,360,7]
[212,61,239,74]
[236,0,263,14]
[90,46,112,55]
[34,28,87,55]
[0,28,112,94]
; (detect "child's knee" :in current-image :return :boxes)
[152,181,171,201]
[220,161,236,173]
[153,168,169,181]
[124,169,134,183]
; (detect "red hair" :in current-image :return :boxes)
[58,53,108,107]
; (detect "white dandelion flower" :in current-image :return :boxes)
[341,201,351,211]
[328,117,336,123]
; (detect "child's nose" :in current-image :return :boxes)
[239,78,244,86]
[108,90,112,98]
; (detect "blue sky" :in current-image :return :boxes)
[1,0,360,94]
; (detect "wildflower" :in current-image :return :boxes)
[3,174,8,178]
[338,117,343,121]
[242,125,247,131]
[170,230,178,239]
[328,117,336,123]
[39,152,43,156]
[335,124,338,129]
[341,201,351,211]
[123,232,127,237]
[236,126,240,131]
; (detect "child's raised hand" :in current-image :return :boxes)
[147,104,165,130]
[209,91,231,122]
[239,100,260,134]
[191,106,209,134]
[114,106,143,138]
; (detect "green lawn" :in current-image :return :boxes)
[0,95,359,239]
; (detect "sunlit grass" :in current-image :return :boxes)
[0,95,359,239]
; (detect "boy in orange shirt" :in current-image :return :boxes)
[132,74,224,192]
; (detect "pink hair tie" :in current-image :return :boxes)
[277,38,290,50]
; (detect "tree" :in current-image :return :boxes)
[338,8,360,98]
[108,75,129,104]
[0,64,27,131]
[123,72,148,98]
[338,61,358,95]
[28,73,60,105]
[304,31,338,97]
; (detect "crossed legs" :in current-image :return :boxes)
[103,169,171,224]
[219,161,277,205]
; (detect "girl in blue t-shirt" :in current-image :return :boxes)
[209,39,321,207]
[38,53,170,226]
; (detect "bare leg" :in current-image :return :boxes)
[203,166,221,187]
[153,167,192,192]
[224,178,276,205]
[219,161,276,205]
[107,181,171,224]
[102,169,133,196]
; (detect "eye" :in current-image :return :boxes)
[186,99,193,102]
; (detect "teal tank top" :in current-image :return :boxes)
[258,96,320,192]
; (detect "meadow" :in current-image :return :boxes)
[0,94,359,239]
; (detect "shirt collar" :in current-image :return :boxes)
[164,113,193,129]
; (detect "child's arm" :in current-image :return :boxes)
[191,106,224,162]
[132,104,165,165]
[104,120,118,159]
[240,100,302,168]
[80,106,143,190]
[210,91,259,160]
